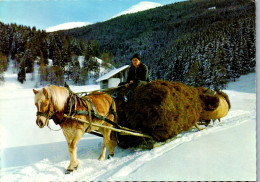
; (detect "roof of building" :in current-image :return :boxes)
[96,65,130,82]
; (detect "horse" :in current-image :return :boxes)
[33,85,117,174]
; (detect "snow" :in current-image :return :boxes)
[0,60,256,181]
[208,6,216,10]
[45,22,92,32]
[112,1,163,18]
[0,62,99,149]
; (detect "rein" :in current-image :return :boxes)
[47,122,62,131]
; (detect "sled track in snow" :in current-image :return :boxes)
[99,110,253,181]
[72,109,254,181]
[1,109,254,181]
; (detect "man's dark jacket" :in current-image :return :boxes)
[126,63,150,83]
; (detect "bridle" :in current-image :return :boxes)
[36,97,61,131]
[36,96,55,119]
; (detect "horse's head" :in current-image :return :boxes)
[33,87,54,128]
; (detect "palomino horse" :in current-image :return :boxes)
[33,85,117,174]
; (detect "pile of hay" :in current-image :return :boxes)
[109,80,204,148]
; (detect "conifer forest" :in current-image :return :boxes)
[0,0,256,91]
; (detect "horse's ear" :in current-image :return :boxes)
[42,88,48,97]
[33,89,38,95]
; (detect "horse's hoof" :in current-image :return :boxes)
[98,157,105,161]
[65,169,73,174]
[65,165,78,174]
[107,154,114,159]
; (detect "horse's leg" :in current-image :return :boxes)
[108,132,117,159]
[63,128,84,173]
[99,114,116,160]
[98,127,111,161]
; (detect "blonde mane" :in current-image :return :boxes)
[43,85,70,112]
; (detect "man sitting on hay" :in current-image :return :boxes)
[117,53,150,102]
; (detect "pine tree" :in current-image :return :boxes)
[0,52,8,72]
[0,52,8,84]
[54,66,64,85]
[52,46,62,66]
[24,42,34,73]
[186,61,200,87]
[18,60,26,83]
[79,67,88,85]
[200,42,214,88]
[40,36,49,65]
[101,51,114,70]
[39,64,49,85]
[48,66,64,85]
[61,36,72,68]
[79,39,86,55]
[0,28,10,56]
[71,60,81,85]
[48,35,56,60]
[39,51,48,66]
[210,44,228,91]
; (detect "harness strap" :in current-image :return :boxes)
[37,111,49,117]
[110,99,117,119]
[76,110,93,115]
[78,95,120,129]
[75,109,119,128]
[86,101,92,132]
[66,94,77,117]
[64,83,119,129]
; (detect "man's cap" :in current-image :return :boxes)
[131,53,141,60]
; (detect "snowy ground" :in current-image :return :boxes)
[0,63,256,181]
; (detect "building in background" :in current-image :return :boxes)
[96,65,130,89]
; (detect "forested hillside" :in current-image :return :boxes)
[62,0,255,90]
[0,23,114,85]
[0,0,255,90]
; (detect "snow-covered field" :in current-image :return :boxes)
[0,63,256,181]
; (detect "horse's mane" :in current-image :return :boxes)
[44,85,70,112]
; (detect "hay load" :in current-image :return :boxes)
[111,80,204,148]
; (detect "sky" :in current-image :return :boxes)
[0,0,185,30]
